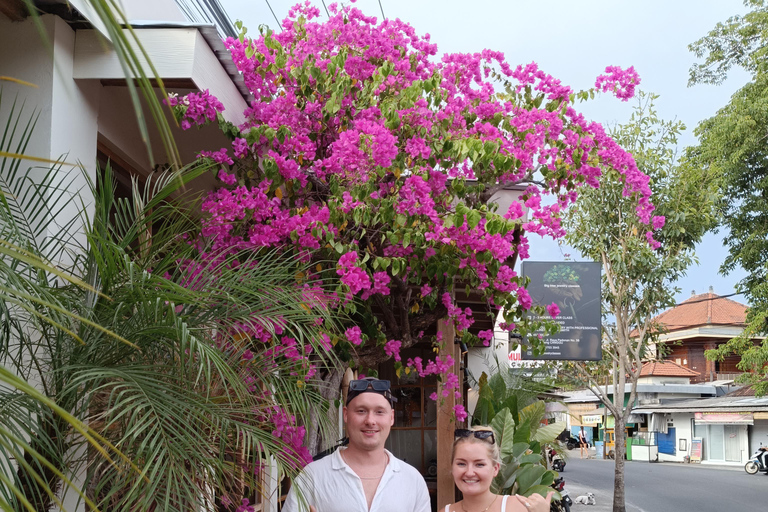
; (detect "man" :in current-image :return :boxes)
[759,445,768,471]
[283,378,430,512]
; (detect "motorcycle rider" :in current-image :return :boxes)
[759,445,768,471]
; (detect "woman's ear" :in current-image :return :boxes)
[492,462,500,477]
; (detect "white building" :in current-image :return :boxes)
[0,0,247,234]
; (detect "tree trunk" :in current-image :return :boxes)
[306,367,345,455]
[612,418,627,512]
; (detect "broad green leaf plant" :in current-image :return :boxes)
[471,371,564,499]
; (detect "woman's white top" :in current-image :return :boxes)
[445,495,509,512]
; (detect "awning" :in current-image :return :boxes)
[545,402,569,413]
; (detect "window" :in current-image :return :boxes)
[379,346,438,477]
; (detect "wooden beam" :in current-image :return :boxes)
[0,0,28,21]
[436,319,461,509]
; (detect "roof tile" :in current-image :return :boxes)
[652,292,746,332]
[639,360,700,377]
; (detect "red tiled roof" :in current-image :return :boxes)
[639,360,700,378]
[651,291,746,332]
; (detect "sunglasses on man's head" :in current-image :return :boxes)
[348,379,391,392]
[346,379,396,406]
[454,429,495,444]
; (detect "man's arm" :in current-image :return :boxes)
[282,470,314,512]
[413,479,431,512]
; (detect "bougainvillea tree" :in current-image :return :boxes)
[168,1,654,450]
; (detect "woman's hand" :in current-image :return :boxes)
[514,491,554,512]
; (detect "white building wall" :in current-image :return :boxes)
[657,413,693,463]
[638,376,690,386]
[0,15,56,164]
[750,420,768,451]
[1,15,98,512]
[0,15,100,255]
[121,0,187,22]
[50,16,101,252]
[466,327,511,419]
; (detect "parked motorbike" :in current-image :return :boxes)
[558,429,589,451]
[549,476,572,512]
[548,447,566,472]
[745,446,768,475]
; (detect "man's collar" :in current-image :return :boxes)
[332,447,401,472]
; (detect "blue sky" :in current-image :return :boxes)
[221,0,753,305]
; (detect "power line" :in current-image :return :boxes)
[673,291,743,307]
[378,0,385,20]
[264,0,281,29]
[321,0,330,18]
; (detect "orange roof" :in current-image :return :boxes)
[651,291,746,332]
[639,361,700,378]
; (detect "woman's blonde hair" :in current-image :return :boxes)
[451,425,502,467]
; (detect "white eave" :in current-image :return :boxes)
[632,396,768,414]
[73,22,250,126]
[562,383,717,403]
[655,324,762,343]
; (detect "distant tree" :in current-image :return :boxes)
[560,93,717,512]
[688,0,768,393]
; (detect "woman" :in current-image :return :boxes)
[578,427,588,460]
[444,426,553,512]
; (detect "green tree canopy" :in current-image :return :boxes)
[561,92,717,512]
[688,0,768,392]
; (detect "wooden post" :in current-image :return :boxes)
[437,318,460,509]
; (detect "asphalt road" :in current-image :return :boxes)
[558,451,764,511]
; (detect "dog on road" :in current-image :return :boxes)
[573,493,596,505]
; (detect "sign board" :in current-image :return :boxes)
[582,415,603,425]
[690,437,703,462]
[755,412,768,420]
[521,262,602,361]
[693,412,753,425]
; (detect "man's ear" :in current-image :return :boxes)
[343,406,348,424]
[389,407,395,426]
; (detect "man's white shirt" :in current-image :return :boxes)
[282,448,431,512]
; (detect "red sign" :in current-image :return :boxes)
[693,412,753,425]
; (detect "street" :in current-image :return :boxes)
[560,452,764,511]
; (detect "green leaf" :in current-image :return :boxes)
[467,210,482,229]
[490,408,516,457]
[516,465,546,495]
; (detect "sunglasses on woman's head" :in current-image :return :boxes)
[454,429,495,444]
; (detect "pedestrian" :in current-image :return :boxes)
[282,377,430,512]
[578,427,588,459]
[444,426,553,512]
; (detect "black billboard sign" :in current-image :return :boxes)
[521,261,602,361]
